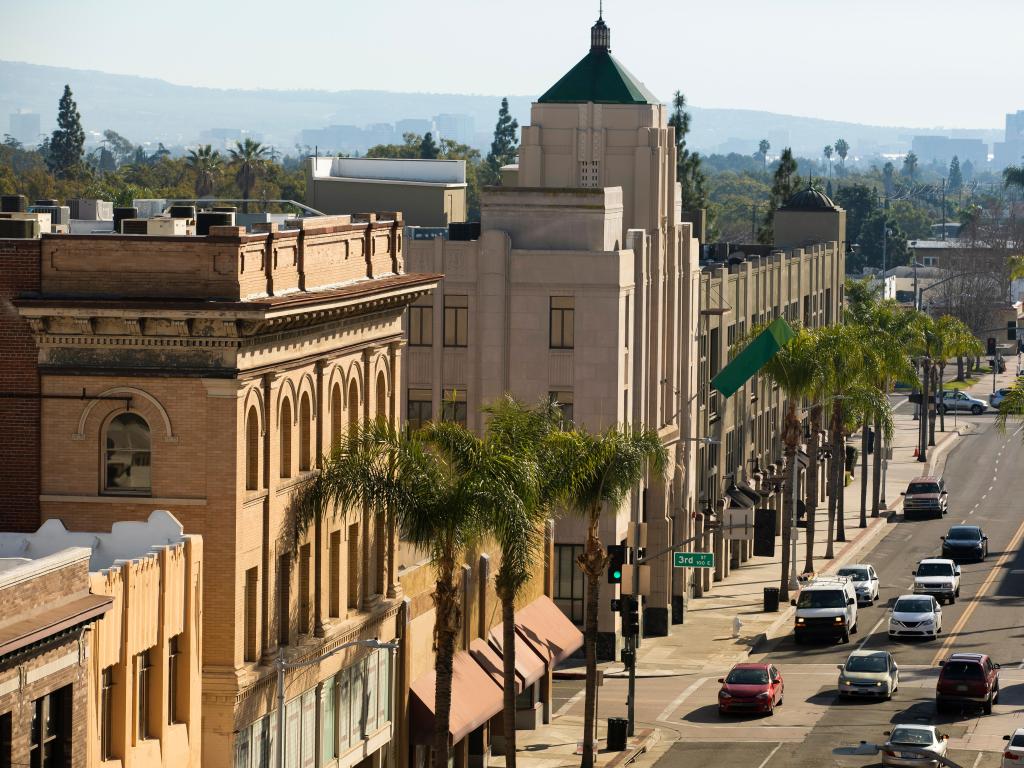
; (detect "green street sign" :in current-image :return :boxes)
[673,552,715,569]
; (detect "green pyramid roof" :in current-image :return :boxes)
[538,49,661,106]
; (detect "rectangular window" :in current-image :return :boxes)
[407,389,433,432]
[1,712,10,768]
[136,650,153,742]
[168,635,182,724]
[725,429,736,475]
[101,667,114,760]
[578,160,600,187]
[554,544,585,625]
[245,568,258,662]
[548,391,574,426]
[301,690,315,768]
[235,726,251,768]
[624,295,630,349]
[336,670,351,755]
[378,649,391,726]
[279,555,291,647]
[329,531,341,619]
[803,295,810,327]
[443,295,468,347]
[285,698,300,768]
[322,679,336,764]
[408,295,433,346]
[441,389,467,427]
[709,327,721,377]
[299,544,311,635]
[349,660,363,745]
[347,524,359,611]
[549,296,575,349]
[365,653,379,735]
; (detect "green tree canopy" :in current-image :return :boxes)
[758,147,798,244]
[48,84,85,178]
[419,132,439,160]
[669,90,714,236]
[483,97,519,185]
[948,155,963,193]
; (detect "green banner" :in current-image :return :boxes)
[711,317,795,399]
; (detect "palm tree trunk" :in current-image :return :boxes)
[499,590,518,768]
[938,365,946,432]
[956,356,964,381]
[871,413,883,517]
[836,430,847,543]
[919,361,930,463]
[802,405,821,574]
[432,567,460,768]
[579,511,605,768]
[859,419,869,528]
[930,368,940,442]
[825,424,839,559]
[780,401,799,603]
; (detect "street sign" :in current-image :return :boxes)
[673,552,715,568]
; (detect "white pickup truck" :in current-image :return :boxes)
[912,558,961,605]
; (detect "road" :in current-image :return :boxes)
[554,411,1024,767]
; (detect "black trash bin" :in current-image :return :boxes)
[607,717,628,751]
[763,586,780,613]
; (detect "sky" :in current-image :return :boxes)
[0,0,1020,129]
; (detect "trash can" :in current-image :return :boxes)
[607,717,628,751]
[763,586,780,613]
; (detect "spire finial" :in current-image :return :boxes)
[599,0,603,19]
[591,6,610,51]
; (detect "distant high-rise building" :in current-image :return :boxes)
[8,111,40,146]
[993,110,1024,169]
[395,118,433,138]
[911,135,988,167]
[433,113,474,145]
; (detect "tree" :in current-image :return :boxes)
[834,138,850,171]
[293,418,533,768]
[483,97,519,185]
[824,145,834,180]
[102,129,134,167]
[547,426,667,768]
[833,182,876,249]
[850,210,908,272]
[1003,164,1024,193]
[757,147,798,244]
[366,132,422,159]
[931,316,982,433]
[186,144,222,198]
[228,138,270,212]
[419,132,439,160]
[902,151,919,181]
[758,139,770,174]
[48,84,85,178]
[961,158,975,181]
[669,91,714,236]
[948,156,963,193]
[882,162,896,197]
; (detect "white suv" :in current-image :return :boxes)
[912,558,961,605]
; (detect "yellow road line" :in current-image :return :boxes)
[930,514,1024,666]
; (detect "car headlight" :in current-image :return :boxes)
[834,616,844,623]
[795,617,805,624]
[842,679,853,686]
[719,690,731,699]
[874,682,883,687]
[756,692,770,699]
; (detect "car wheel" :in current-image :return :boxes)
[972,404,983,415]
[984,695,993,715]
[767,702,775,717]
[841,628,850,644]
[955,586,960,597]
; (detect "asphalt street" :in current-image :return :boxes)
[554,411,1024,767]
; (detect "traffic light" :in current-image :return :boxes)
[607,545,627,584]
[1010,321,1018,341]
[625,600,641,637]
[610,598,622,612]
[987,337,997,356]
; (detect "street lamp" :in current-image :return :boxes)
[276,638,400,768]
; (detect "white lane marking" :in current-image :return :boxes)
[657,676,709,722]
[756,743,784,768]
[972,753,983,768]
[856,615,888,651]
[969,511,975,515]
[1018,659,1024,670]
[554,689,585,718]
[1015,424,1024,437]
[989,486,994,491]
[982,494,988,500]
[961,519,967,524]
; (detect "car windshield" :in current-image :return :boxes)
[890,728,934,746]
[797,590,846,609]
[894,598,934,613]
[948,527,981,540]
[907,482,940,494]
[837,567,869,582]
[941,661,984,680]
[916,563,953,576]
[725,668,768,684]
[846,654,888,672]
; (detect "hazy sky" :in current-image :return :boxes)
[1,0,1020,128]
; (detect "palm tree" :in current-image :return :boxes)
[834,138,849,170]
[481,397,565,768]
[186,144,222,198]
[1003,164,1024,193]
[292,418,533,768]
[228,138,270,212]
[759,139,770,174]
[547,426,667,768]
[823,145,834,181]
[908,313,941,463]
[932,316,983,433]
[903,151,919,182]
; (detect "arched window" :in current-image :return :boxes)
[280,399,292,479]
[330,384,342,451]
[245,406,259,491]
[375,372,387,422]
[104,413,151,494]
[347,380,359,438]
[299,393,312,472]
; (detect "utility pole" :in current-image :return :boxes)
[941,178,947,241]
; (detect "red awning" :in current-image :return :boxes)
[469,637,512,692]
[409,651,503,745]
[487,626,547,688]
[514,595,583,666]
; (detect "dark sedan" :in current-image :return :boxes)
[941,525,988,561]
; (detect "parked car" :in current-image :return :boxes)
[938,390,987,415]
[837,650,899,699]
[717,663,784,716]
[1002,728,1024,767]
[912,559,961,604]
[991,388,1014,408]
[837,564,880,605]
[901,476,948,519]
[791,575,858,644]
[936,652,1000,714]
[882,725,949,767]
[888,595,942,640]
[942,525,988,561]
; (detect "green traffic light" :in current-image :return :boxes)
[612,569,622,580]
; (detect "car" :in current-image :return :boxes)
[791,575,858,644]
[837,650,899,699]
[991,388,1014,408]
[938,390,987,415]
[881,725,949,767]
[941,525,988,561]
[912,558,960,604]
[901,476,948,519]
[889,595,942,640]
[717,663,784,716]
[936,652,1000,714]
[837,564,880,605]
[1002,728,1024,767]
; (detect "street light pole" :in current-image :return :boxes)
[789,455,799,592]
[275,638,399,768]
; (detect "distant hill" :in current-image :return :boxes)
[0,60,1002,158]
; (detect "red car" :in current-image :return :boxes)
[717,663,784,716]
[936,652,1000,714]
